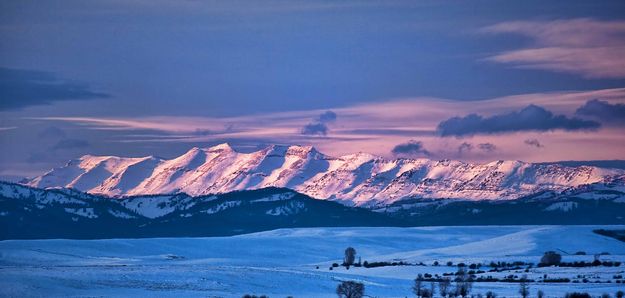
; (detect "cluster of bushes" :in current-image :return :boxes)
[537,251,621,268]
[362,260,409,268]
[555,260,622,267]
[487,266,525,272]
[488,261,531,268]
[263,283,625,298]
[328,247,625,298]
[564,292,625,298]
[543,277,571,283]
[539,259,621,267]
[330,259,411,270]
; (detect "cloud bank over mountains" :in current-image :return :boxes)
[436,104,600,137]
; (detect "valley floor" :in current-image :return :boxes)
[1,226,624,297]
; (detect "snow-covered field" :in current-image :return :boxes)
[1,225,624,297]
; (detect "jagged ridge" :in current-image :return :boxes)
[26,143,624,205]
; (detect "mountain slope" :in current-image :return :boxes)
[2,181,625,239]
[0,182,397,240]
[26,144,624,205]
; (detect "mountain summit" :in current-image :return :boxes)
[26,143,624,205]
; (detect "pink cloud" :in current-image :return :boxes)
[482,19,625,78]
[31,88,625,162]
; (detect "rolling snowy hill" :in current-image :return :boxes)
[2,225,625,297]
[25,143,625,205]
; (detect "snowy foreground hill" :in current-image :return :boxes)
[2,181,625,239]
[1,226,625,297]
[25,143,625,205]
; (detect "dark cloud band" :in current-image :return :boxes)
[301,110,337,136]
[576,99,625,126]
[392,140,430,157]
[0,67,109,111]
[437,104,600,137]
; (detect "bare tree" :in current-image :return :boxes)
[413,274,424,297]
[429,282,436,298]
[519,275,530,298]
[439,278,451,297]
[537,290,545,298]
[336,281,364,298]
[455,268,473,298]
[344,247,356,266]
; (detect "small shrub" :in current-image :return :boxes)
[565,293,591,298]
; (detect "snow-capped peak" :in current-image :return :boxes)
[207,142,234,152]
[24,145,625,205]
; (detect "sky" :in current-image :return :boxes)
[1,0,625,180]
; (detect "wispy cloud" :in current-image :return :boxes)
[482,18,625,78]
[27,88,625,163]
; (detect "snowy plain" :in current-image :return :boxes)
[1,225,624,297]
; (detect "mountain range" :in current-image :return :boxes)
[3,144,624,239]
[26,143,625,206]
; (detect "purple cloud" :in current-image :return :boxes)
[392,140,430,157]
[301,110,337,136]
[576,99,625,126]
[317,111,337,123]
[524,138,544,148]
[301,122,328,136]
[477,143,497,152]
[437,105,600,137]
